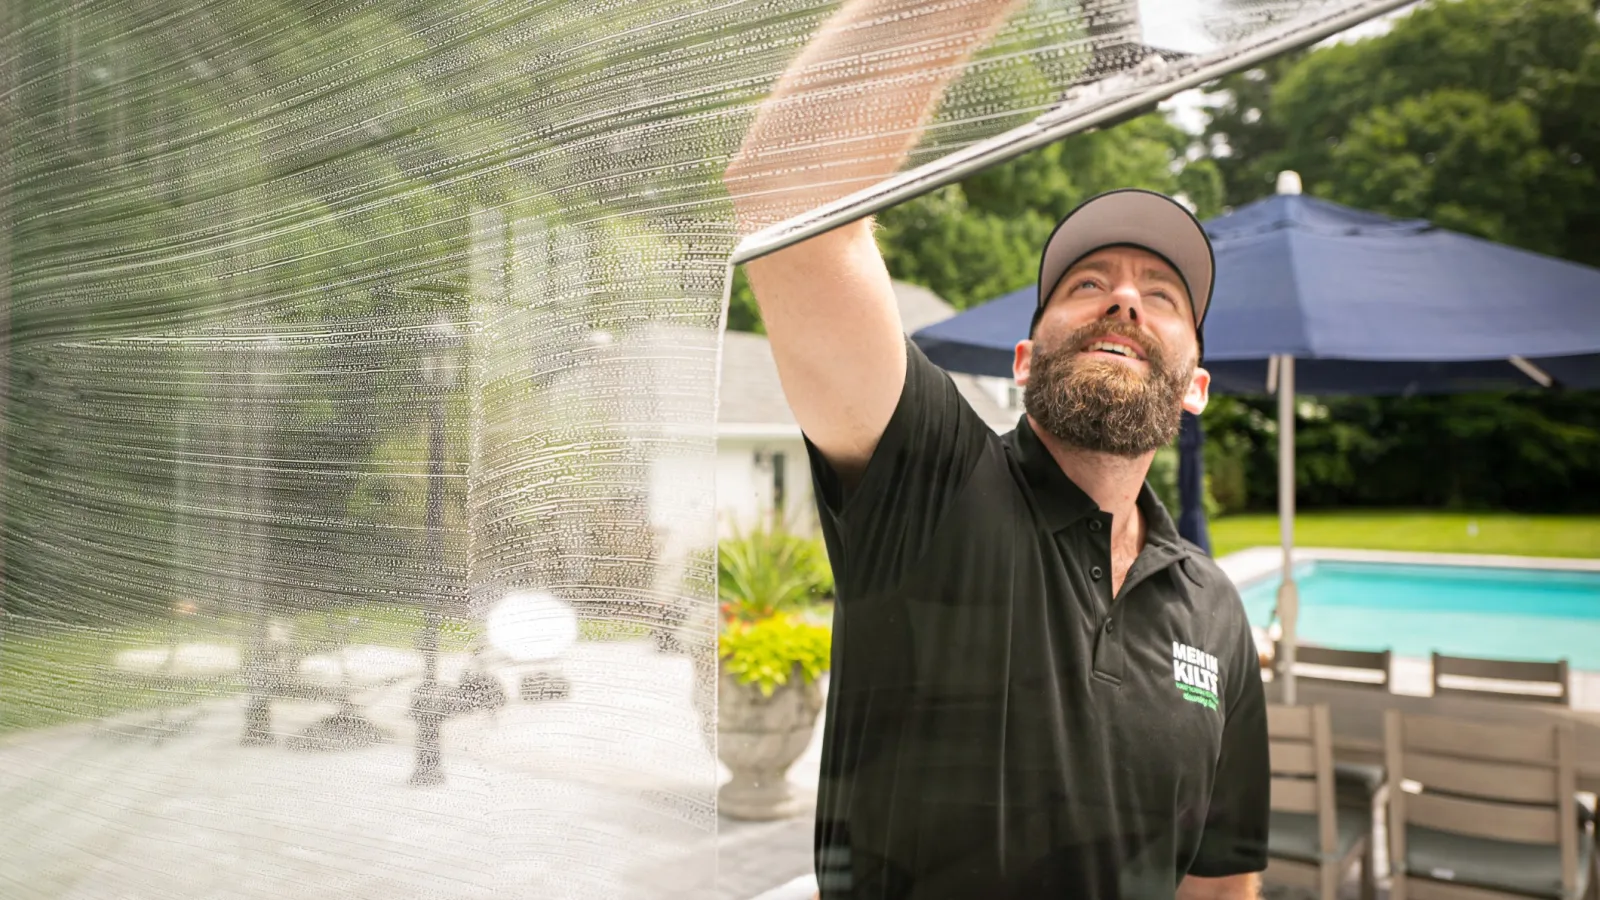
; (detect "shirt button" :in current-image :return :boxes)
[1105,620,1116,634]
[1089,520,1103,532]
[1091,566,1103,580]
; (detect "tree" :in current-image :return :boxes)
[1189,0,1600,514]
[1202,0,1600,264]
[1330,89,1590,254]
[1197,52,1306,207]
[880,113,1223,311]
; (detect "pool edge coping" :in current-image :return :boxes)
[1219,545,1600,593]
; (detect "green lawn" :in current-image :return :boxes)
[1210,511,1600,559]
[0,620,228,736]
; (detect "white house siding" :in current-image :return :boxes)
[715,432,817,538]
[714,281,1014,541]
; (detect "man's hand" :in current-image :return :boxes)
[725,0,1023,234]
[1176,872,1261,899]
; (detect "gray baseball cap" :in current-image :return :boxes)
[1032,188,1215,339]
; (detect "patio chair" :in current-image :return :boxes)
[1277,643,1392,805]
[1431,652,1570,706]
[1385,710,1596,900]
[1265,703,1374,900]
[1283,644,1393,691]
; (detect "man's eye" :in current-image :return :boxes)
[1148,290,1176,306]
[1074,278,1103,292]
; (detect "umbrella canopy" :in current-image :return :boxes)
[912,285,1033,380]
[913,193,1600,391]
[910,189,1600,703]
[1203,195,1600,393]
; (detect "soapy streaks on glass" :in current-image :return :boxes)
[0,0,1386,896]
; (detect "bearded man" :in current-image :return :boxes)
[725,4,1269,898]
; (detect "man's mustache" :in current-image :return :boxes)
[1060,319,1168,369]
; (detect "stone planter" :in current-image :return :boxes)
[717,666,824,820]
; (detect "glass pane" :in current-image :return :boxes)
[0,0,1394,896]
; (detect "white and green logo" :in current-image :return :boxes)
[1173,641,1221,712]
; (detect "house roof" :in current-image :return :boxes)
[718,330,799,432]
[894,280,964,334]
[718,281,1018,435]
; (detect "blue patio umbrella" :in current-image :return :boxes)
[913,193,1600,390]
[911,185,1600,703]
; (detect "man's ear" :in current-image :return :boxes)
[1013,339,1033,387]
[1182,365,1211,415]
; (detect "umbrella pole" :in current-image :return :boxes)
[1276,355,1299,705]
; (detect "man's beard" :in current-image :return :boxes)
[1023,319,1193,458]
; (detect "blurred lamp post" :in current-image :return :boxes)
[241,337,283,746]
[409,317,461,786]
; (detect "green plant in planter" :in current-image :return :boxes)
[719,614,832,697]
[717,524,833,623]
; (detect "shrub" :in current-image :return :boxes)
[717,524,833,623]
[718,614,832,697]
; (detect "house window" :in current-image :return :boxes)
[771,452,787,518]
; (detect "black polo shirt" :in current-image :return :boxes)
[805,340,1268,900]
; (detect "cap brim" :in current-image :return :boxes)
[1036,189,1214,330]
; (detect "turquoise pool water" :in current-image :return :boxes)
[1239,561,1600,668]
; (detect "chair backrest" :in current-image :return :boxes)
[1385,711,1579,895]
[1279,642,1391,691]
[1267,703,1338,858]
[1431,652,1569,705]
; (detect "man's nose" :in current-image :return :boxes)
[1104,282,1142,323]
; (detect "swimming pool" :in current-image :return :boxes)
[1238,560,1600,668]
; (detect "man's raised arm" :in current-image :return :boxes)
[723,0,1019,481]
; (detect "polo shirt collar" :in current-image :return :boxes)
[1006,415,1097,532]
[1137,481,1184,554]
[1005,414,1186,553]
